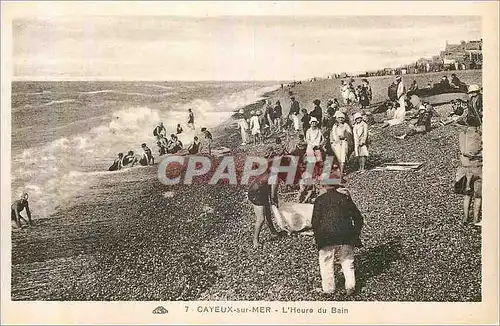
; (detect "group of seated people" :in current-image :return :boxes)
[109,143,155,171]
[156,134,184,155]
[407,73,468,98]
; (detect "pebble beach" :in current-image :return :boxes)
[11,70,482,302]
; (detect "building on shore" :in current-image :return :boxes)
[440,39,483,70]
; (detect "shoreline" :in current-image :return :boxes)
[11,71,482,301]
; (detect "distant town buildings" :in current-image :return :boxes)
[334,38,483,79]
[441,39,483,69]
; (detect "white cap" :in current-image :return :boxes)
[309,117,319,123]
[238,109,245,114]
[250,110,255,115]
[353,112,363,120]
[468,84,480,93]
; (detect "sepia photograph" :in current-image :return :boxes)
[2,1,498,325]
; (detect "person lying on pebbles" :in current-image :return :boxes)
[394,105,432,140]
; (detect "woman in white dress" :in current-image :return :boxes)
[330,111,352,176]
[237,109,249,145]
[305,117,324,164]
[352,112,369,172]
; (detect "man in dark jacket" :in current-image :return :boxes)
[289,96,301,132]
[310,99,323,124]
[387,81,398,102]
[311,174,364,296]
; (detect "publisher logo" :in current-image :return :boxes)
[152,306,168,314]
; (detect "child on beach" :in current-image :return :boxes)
[352,112,369,172]
[311,173,364,296]
[249,110,262,144]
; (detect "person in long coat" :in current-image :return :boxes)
[352,112,369,172]
[330,111,352,176]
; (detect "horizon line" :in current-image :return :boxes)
[11,77,295,83]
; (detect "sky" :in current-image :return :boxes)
[12,16,482,81]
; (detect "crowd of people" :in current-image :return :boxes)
[246,75,483,297]
[237,98,371,177]
[108,109,214,171]
[14,74,483,299]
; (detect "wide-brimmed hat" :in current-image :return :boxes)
[313,99,321,105]
[396,75,402,80]
[468,84,480,93]
[353,112,363,120]
[334,111,346,119]
[309,117,319,124]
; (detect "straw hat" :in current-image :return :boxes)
[238,109,245,114]
[396,75,402,80]
[334,111,346,119]
[353,112,363,121]
[468,84,480,94]
[250,110,255,115]
[309,117,319,124]
[256,110,262,115]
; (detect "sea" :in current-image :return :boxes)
[11,81,280,218]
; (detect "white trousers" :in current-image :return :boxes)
[291,115,300,131]
[318,244,355,293]
[240,128,248,144]
[395,96,406,121]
